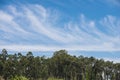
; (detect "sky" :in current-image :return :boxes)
[0,0,120,62]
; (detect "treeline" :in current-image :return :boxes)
[0,49,120,80]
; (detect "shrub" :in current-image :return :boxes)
[10,76,29,80]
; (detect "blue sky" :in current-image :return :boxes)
[0,0,120,62]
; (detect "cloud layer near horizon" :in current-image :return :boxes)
[0,4,120,52]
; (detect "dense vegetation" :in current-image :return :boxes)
[0,49,120,80]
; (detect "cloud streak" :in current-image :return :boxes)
[0,4,120,52]
[89,0,120,7]
[106,0,120,6]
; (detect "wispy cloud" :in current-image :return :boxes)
[106,0,120,6]
[0,4,120,52]
[67,0,120,8]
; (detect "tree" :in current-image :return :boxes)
[1,49,8,61]
[0,49,119,80]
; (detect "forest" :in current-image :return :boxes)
[0,49,120,80]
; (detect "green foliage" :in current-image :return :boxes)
[10,76,29,80]
[48,77,63,80]
[0,49,120,80]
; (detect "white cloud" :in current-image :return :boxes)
[0,4,120,52]
[106,0,120,6]
[104,57,120,63]
[0,44,120,52]
[0,11,13,21]
[89,0,120,7]
[100,15,120,36]
[24,6,68,43]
